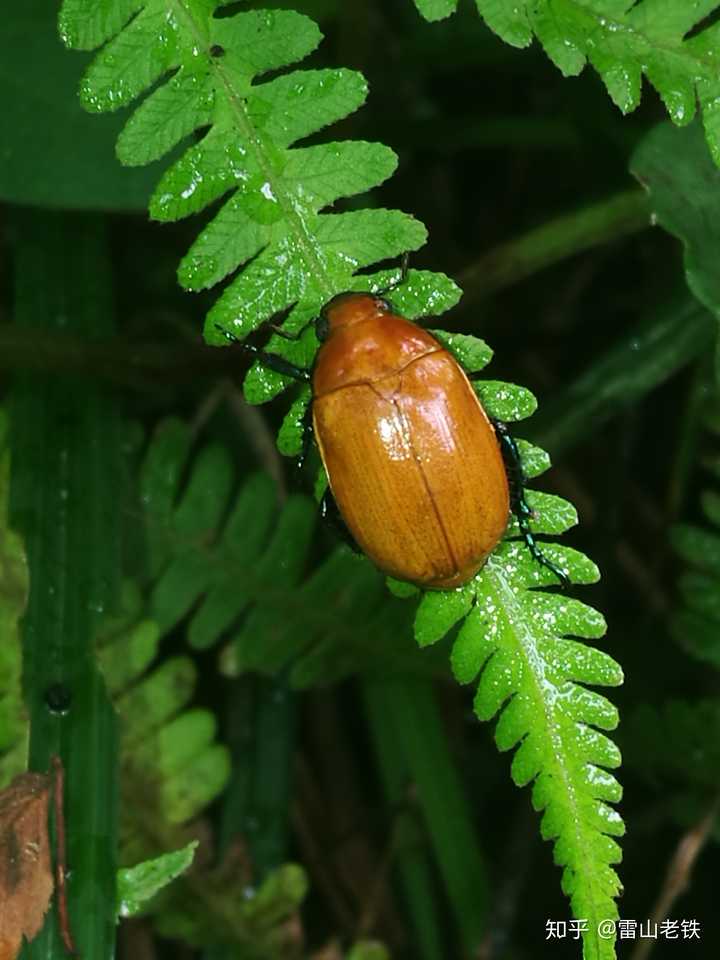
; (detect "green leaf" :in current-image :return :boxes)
[516,440,551,479]
[505,490,578,537]
[99,607,231,863]
[9,211,122,960]
[357,269,463,320]
[631,121,720,321]
[431,330,492,374]
[117,657,197,749]
[59,0,145,50]
[277,387,312,457]
[474,380,538,421]
[413,0,459,22]
[117,842,198,918]
[415,587,475,648]
[473,0,720,165]
[476,0,533,48]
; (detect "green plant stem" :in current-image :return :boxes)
[361,680,444,960]
[10,210,120,960]
[0,327,241,388]
[527,298,714,456]
[362,676,488,955]
[203,675,295,960]
[222,675,296,877]
[666,355,714,520]
[457,188,651,305]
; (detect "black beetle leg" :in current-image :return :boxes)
[320,485,361,554]
[491,418,570,588]
[215,324,311,382]
[376,251,410,296]
[296,399,315,472]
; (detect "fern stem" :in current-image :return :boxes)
[9,210,120,960]
[457,188,650,306]
[362,676,489,954]
[527,298,714,456]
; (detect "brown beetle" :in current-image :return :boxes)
[223,287,567,590]
[311,293,509,589]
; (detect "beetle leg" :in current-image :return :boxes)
[513,504,571,589]
[320,486,361,554]
[376,251,410,295]
[215,325,311,382]
[491,418,570,588]
[296,400,315,471]
[268,319,314,342]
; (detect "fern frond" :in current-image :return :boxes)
[96,605,231,866]
[626,700,720,796]
[59,1,441,386]
[413,0,720,165]
[672,481,720,667]
[412,546,624,960]
[136,417,429,685]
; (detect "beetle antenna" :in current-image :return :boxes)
[492,418,570,588]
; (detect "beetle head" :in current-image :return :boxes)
[318,292,391,340]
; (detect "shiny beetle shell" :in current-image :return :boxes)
[312,293,510,589]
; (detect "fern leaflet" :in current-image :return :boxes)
[672,427,720,667]
[413,0,720,165]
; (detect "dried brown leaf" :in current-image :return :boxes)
[0,771,53,960]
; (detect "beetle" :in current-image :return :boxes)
[223,288,568,590]
[312,292,509,588]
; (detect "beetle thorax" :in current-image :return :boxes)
[313,309,441,396]
[322,292,387,333]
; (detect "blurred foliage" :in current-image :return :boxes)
[416,0,720,164]
[0,410,28,784]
